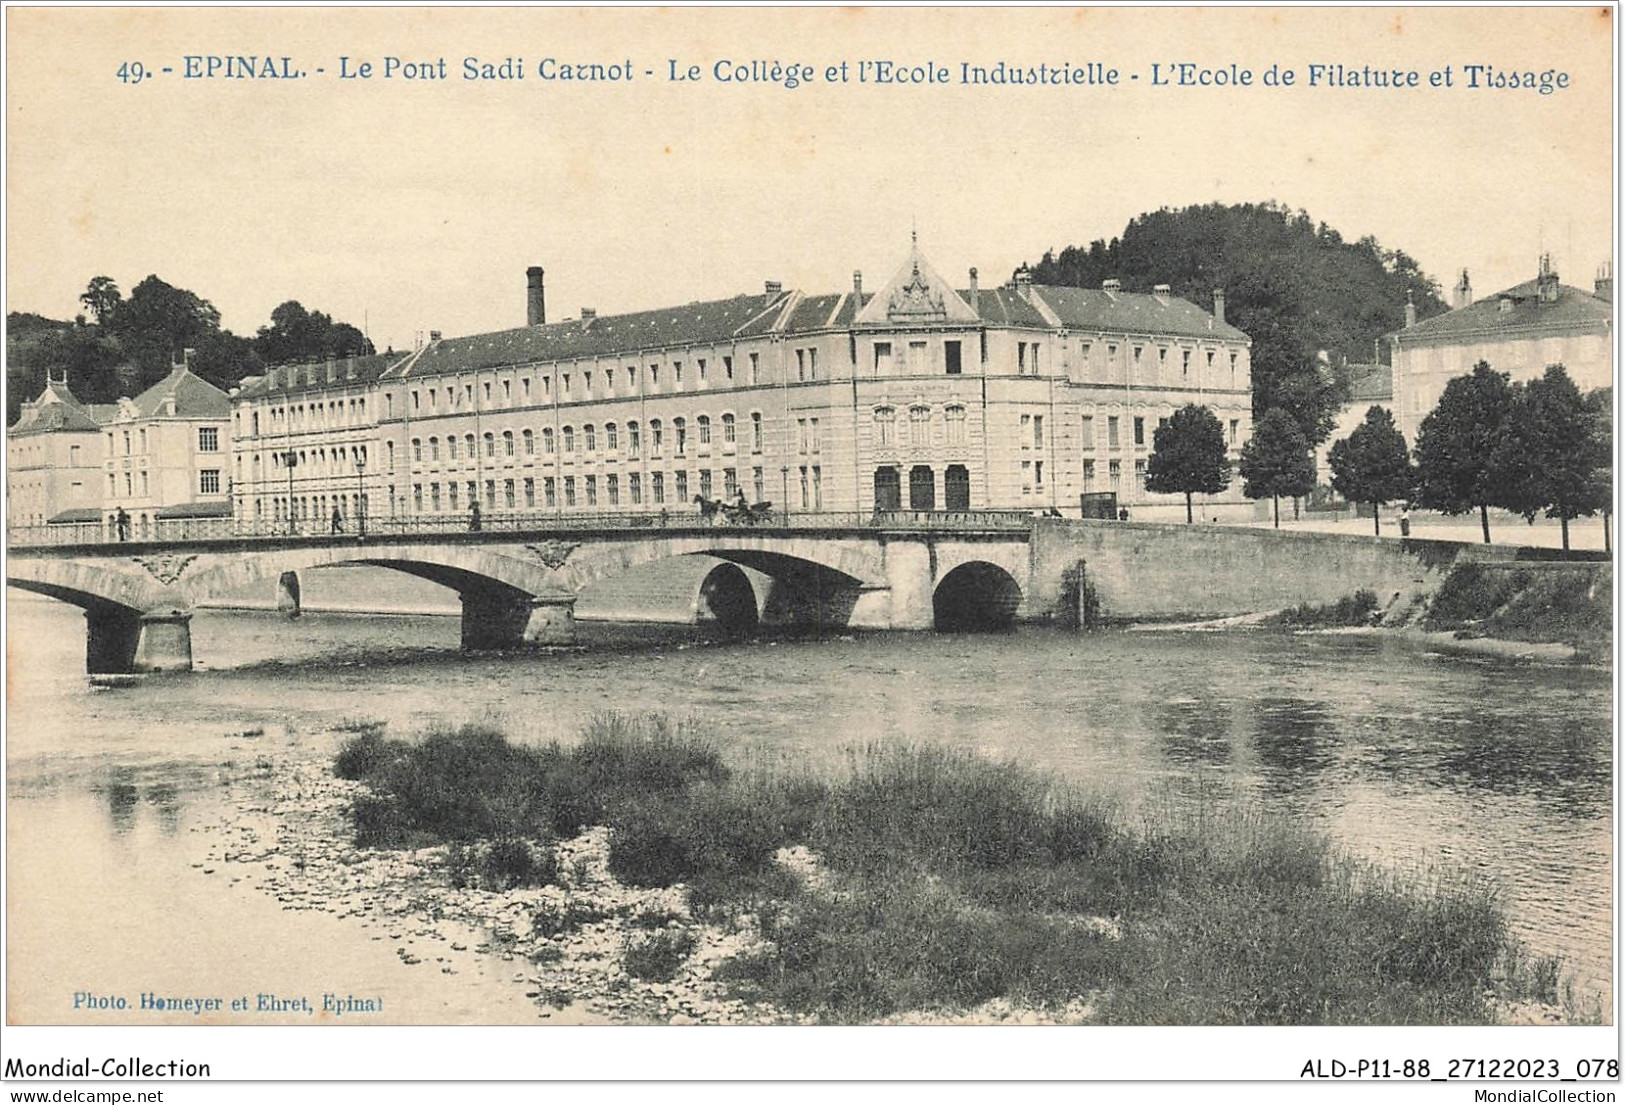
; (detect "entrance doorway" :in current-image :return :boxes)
[944,465,970,510]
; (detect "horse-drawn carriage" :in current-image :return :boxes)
[694,495,775,526]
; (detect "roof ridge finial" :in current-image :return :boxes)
[911,217,917,247]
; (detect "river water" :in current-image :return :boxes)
[5,589,1614,1022]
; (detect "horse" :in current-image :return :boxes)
[693,494,724,525]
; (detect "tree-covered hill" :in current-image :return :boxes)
[1026,202,1449,444]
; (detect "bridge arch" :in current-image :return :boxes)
[933,560,1023,632]
[6,559,178,616]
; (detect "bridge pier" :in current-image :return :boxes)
[276,571,302,618]
[85,605,194,674]
[881,541,935,630]
[461,590,577,650]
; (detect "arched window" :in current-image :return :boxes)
[874,407,895,447]
[562,426,575,453]
[522,429,534,456]
[908,406,931,446]
[673,417,687,455]
[584,424,597,452]
[697,415,711,446]
[945,405,967,446]
[751,412,763,452]
[447,435,459,460]
[627,420,641,456]
[386,441,395,471]
[484,432,495,458]
[412,438,423,462]
[605,422,618,451]
[428,436,440,461]
[721,413,736,444]
[650,419,663,455]
[543,427,555,453]
[503,430,514,457]
[465,433,476,458]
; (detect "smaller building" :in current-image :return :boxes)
[101,355,233,539]
[6,371,112,531]
[1319,361,1394,474]
[1390,257,1613,442]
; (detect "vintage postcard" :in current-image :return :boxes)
[2,4,1616,1095]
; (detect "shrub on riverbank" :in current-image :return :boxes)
[333,715,1554,1025]
[1424,562,1611,656]
[1263,589,1381,629]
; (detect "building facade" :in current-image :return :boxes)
[255,243,1251,527]
[229,352,403,533]
[1391,257,1613,442]
[101,357,233,538]
[6,373,111,530]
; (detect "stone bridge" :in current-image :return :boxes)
[8,515,1514,676]
[5,522,1036,673]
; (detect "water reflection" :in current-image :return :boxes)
[1248,696,1338,788]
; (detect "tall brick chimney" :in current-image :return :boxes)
[1212,288,1225,323]
[527,266,546,327]
[1404,292,1417,328]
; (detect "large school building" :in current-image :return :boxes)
[228,241,1253,528]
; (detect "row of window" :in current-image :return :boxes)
[249,397,367,436]
[1078,414,1243,450]
[406,412,768,465]
[106,427,220,457]
[402,464,788,512]
[404,352,763,415]
[107,469,222,497]
[872,405,967,448]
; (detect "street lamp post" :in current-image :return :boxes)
[284,451,298,535]
[780,465,790,527]
[355,455,367,539]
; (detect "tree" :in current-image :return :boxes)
[1239,408,1316,528]
[1027,201,1447,446]
[1328,406,1414,536]
[1584,388,1613,553]
[79,276,122,325]
[1413,361,1516,543]
[1494,366,1610,550]
[107,274,225,388]
[1146,404,1231,523]
[254,300,374,365]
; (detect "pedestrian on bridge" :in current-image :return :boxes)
[469,501,482,532]
[114,507,130,542]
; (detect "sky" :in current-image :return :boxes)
[5,6,1615,358]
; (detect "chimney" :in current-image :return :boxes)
[345,355,357,380]
[527,265,546,326]
[968,267,979,310]
[326,356,338,384]
[1404,292,1417,328]
[1015,267,1032,301]
[852,270,863,305]
[1211,288,1225,323]
[180,348,196,370]
[765,280,783,296]
[1153,283,1171,299]
[1453,269,1472,309]
[580,308,596,328]
[428,330,442,342]
[1596,262,1613,302]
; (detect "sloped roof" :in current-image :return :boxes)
[235,351,405,399]
[853,242,981,326]
[155,500,233,519]
[48,507,103,524]
[131,364,231,419]
[1345,362,1393,402]
[9,377,105,435]
[1398,281,1612,341]
[1032,285,1251,342]
[385,293,789,379]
